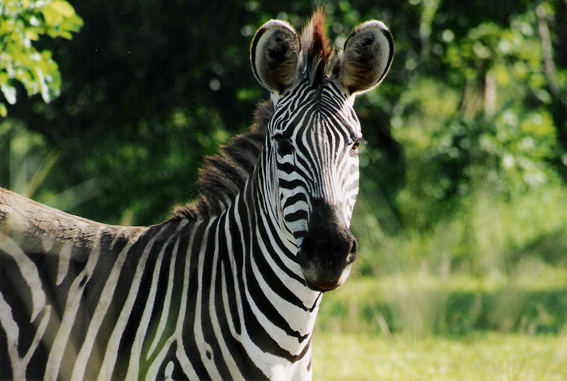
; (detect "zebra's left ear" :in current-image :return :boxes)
[250,20,301,95]
[333,21,394,96]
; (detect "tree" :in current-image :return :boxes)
[536,0,567,177]
[0,0,82,116]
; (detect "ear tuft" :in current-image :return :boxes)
[300,8,332,85]
[250,20,300,94]
[335,21,394,96]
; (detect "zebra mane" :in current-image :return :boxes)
[171,101,273,220]
[172,10,332,221]
[300,8,333,86]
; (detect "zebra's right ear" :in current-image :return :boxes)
[250,20,300,95]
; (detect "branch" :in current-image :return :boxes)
[536,2,559,97]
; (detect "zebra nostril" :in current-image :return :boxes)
[346,238,357,264]
[350,238,357,255]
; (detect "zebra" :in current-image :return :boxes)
[0,9,393,381]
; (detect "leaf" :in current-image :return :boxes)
[40,4,63,26]
[1,84,17,104]
[40,1,77,26]
[50,1,76,17]
[25,29,39,41]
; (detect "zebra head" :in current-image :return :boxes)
[251,11,393,292]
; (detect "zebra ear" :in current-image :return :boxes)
[250,20,300,94]
[334,21,394,96]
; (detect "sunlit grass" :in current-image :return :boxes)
[314,257,567,379]
[311,332,567,380]
[330,182,567,353]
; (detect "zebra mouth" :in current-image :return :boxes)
[300,261,354,292]
[298,249,357,292]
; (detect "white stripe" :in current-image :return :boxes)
[257,198,302,278]
[56,242,72,285]
[174,221,201,380]
[70,240,134,381]
[208,219,244,380]
[193,219,223,380]
[125,230,178,381]
[250,245,313,352]
[0,291,25,379]
[144,335,175,380]
[96,225,167,381]
[45,229,103,381]
[146,222,186,358]
[21,305,52,374]
[0,232,46,321]
[225,197,246,339]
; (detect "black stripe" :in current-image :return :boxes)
[247,242,308,342]
[220,208,242,335]
[112,223,176,379]
[282,192,308,210]
[181,222,212,380]
[284,209,309,222]
[278,178,307,190]
[199,216,232,380]
[139,228,178,374]
[215,259,268,380]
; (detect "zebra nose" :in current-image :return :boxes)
[298,224,357,292]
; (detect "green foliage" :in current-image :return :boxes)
[380,1,565,230]
[353,184,567,276]
[341,184,567,340]
[0,119,57,197]
[2,0,560,228]
[0,0,82,116]
[319,265,567,336]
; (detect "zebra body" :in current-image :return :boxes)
[0,10,393,380]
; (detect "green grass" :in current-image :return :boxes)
[317,266,567,337]
[311,185,567,380]
[311,332,567,380]
[313,269,567,380]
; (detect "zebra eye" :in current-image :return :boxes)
[351,138,363,151]
[274,135,293,156]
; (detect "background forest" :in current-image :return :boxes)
[2,0,567,379]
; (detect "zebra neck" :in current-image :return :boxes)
[166,198,318,379]
[237,153,322,344]
[158,149,323,378]
[244,149,321,308]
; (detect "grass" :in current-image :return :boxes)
[316,265,567,337]
[310,184,567,379]
[313,266,567,380]
[311,332,567,381]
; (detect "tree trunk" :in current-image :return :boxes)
[536,1,567,177]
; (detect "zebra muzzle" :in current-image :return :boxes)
[297,200,358,292]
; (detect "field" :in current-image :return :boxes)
[312,264,567,380]
[312,331,567,380]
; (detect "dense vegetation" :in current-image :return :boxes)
[2,0,567,376]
